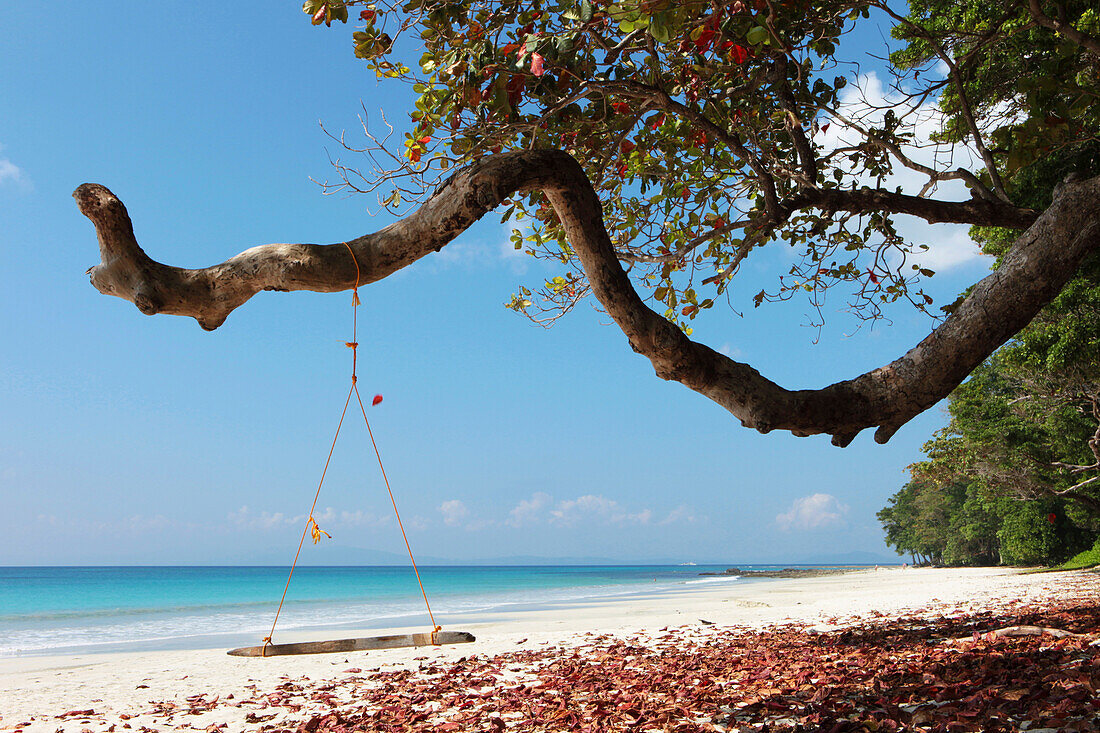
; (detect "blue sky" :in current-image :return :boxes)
[1,4,993,565]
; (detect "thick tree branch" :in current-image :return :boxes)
[788,188,1038,228]
[77,151,1100,444]
[1028,0,1100,56]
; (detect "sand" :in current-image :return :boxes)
[0,566,1094,732]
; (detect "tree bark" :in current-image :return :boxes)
[75,150,1100,445]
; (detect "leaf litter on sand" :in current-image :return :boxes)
[34,578,1095,732]
[255,602,1098,732]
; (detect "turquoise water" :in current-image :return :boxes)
[0,565,763,656]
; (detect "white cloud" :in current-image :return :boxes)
[336,509,391,528]
[229,505,394,534]
[816,72,992,274]
[431,238,489,266]
[909,227,988,272]
[127,514,170,532]
[775,493,849,531]
[439,499,470,526]
[228,506,291,529]
[659,505,697,525]
[717,343,743,359]
[0,144,28,188]
[403,515,430,532]
[549,494,653,526]
[428,220,533,275]
[500,220,533,274]
[505,492,685,528]
[506,491,551,527]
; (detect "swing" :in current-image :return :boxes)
[227,244,475,658]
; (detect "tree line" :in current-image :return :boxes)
[879,142,1100,567]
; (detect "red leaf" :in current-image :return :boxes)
[612,102,632,114]
[372,394,383,406]
[1048,513,1057,524]
[620,140,636,155]
[359,8,375,21]
[730,44,749,64]
[57,709,96,719]
[530,52,545,76]
[695,29,715,51]
[506,74,525,106]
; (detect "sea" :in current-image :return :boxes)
[0,564,789,657]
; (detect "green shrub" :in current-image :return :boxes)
[998,503,1061,565]
[1061,536,1100,569]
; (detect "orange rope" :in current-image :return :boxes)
[262,385,353,656]
[353,383,439,635]
[341,241,441,639]
[262,242,439,655]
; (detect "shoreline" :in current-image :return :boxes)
[0,565,852,659]
[1,566,1095,731]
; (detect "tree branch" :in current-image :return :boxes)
[787,188,1038,228]
[1054,481,1100,514]
[1028,0,1100,56]
[825,108,998,201]
[874,2,1012,201]
[76,151,1100,444]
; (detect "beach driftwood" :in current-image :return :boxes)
[943,625,1092,645]
[226,631,475,657]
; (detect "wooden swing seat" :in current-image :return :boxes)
[227,630,475,657]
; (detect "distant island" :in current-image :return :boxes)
[700,567,868,579]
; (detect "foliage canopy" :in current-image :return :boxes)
[74,0,1100,447]
[305,0,1098,329]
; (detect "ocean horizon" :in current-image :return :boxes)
[0,564,865,657]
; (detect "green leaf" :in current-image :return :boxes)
[746,26,768,45]
[580,0,593,23]
[649,16,671,43]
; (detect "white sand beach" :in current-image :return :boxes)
[1,567,1095,732]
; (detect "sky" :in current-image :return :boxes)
[0,3,996,565]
